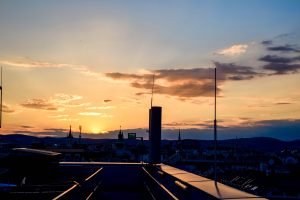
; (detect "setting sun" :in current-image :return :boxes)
[90,127,103,134]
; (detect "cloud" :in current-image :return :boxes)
[275,102,292,105]
[163,121,212,129]
[43,128,68,132]
[120,96,141,104]
[131,80,217,97]
[261,40,273,45]
[21,98,59,111]
[155,68,214,81]
[57,118,79,121]
[262,63,300,75]
[78,112,113,118]
[106,63,262,98]
[0,58,70,68]
[48,114,69,118]
[103,99,112,103]
[105,72,152,80]
[79,112,102,116]
[0,57,104,80]
[20,125,34,129]
[267,44,300,53]
[105,44,300,98]
[3,103,16,113]
[48,114,79,121]
[275,33,291,39]
[259,39,300,74]
[53,93,82,103]
[213,62,261,80]
[20,93,89,111]
[87,106,115,110]
[216,44,248,56]
[258,55,300,64]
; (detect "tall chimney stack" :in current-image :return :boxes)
[149,106,162,164]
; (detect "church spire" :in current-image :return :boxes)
[67,125,73,139]
[118,125,123,140]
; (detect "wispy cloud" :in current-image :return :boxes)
[78,112,113,118]
[3,103,16,113]
[258,37,300,75]
[20,93,89,111]
[47,114,79,122]
[163,121,212,129]
[19,125,34,129]
[263,63,300,75]
[261,40,273,45]
[21,98,59,111]
[87,106,115,110]
[0,58,70,68]
[120,96,141,104]
[57,118,79,121]
[216,44,248,56]
[79,112,102,116]
[43,128,68,132]
[0,57,104,79]
[267,44,300,53]
[48,114,69,118]
[259,55,300,64]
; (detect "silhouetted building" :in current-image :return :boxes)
[149,106,162,164]
[116,126,124,149]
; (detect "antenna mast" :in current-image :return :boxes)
[150,74,155,108]
[0,67,2,128]
[214,67,217,182]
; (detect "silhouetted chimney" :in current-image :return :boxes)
[149,106,162,164]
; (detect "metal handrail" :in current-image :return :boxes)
[52,183,79,200]
[85,167,103,182]
[142,167,179,200]
[52,167,103,200]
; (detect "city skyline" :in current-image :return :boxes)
[0,0,300,140]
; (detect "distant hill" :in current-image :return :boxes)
[192,137,300,152]
[1,134,300,152]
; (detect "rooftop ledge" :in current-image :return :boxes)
[59,162,267,200]
[157,164,267,200]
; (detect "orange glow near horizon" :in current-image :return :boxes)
[0,1,300,140]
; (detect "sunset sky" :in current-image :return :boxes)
[0,0,300,140]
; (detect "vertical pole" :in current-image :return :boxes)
[150,74,155,108]
[0,67,2,128]
[214,68,217,182]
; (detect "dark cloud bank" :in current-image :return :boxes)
[104,39,300,100]
[105,61,263,98]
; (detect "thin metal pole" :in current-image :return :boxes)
[214,68,217,181]
[150,74,155,108]
[0,67,2,128]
